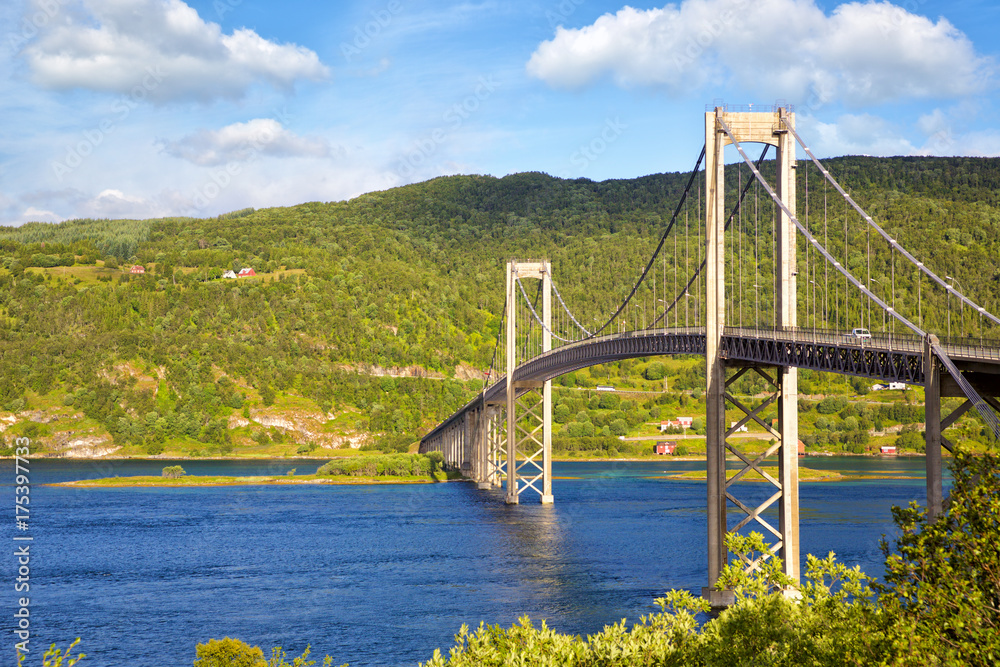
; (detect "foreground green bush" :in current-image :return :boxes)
[192,638,344,667]
[420,450,999,667]
[418,538,888,667]
[17,639,84,667]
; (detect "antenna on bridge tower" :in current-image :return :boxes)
[704,104,800,607]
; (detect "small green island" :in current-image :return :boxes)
[53,453,464,488]
[655,465,923,483]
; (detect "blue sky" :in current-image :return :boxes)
[1,0,998,224]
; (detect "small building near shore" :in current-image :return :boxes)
[880,445,898,455]
[655,441,677,455]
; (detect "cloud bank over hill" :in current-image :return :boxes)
[527,0,993,105]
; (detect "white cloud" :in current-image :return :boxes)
[20,206,61,223]
[20,0,329,103]
[911,106,1000,157]
[9,187,180,222]
[527,0,993,105]
[802,113,916,157]
[917,109,950,137]
[78,188,166,219]
[181,160,400,217]
[355,57,392,78]
[162,119,332,166]
[800,109,1000,159]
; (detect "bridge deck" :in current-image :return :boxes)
[421,327,1000,447]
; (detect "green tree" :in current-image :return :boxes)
[609,418,628,436]
[817,396,848,414]
[895,430,922,451]
[644,362,666,381]
[877,451,1000,665]
[260,385,276,407]
[598,393,620,410]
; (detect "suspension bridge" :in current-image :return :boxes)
[419,105,1000,605]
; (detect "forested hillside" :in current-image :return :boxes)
[1,157,998,457]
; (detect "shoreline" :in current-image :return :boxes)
[50,473,463,488]
[49,461,925,488]
[5,452,928,462]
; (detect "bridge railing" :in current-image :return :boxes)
[533,324,705,361]
[936,334,1000,361]
[490,325,707,393]
[724,325,923,350]
[425,327,710,445]
[723,325,1000,361]
[426,325,1000,447]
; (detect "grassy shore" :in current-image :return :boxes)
[656,466,844,482]
[656,466,922,482]
[52,471,464,488]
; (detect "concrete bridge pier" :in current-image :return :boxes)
[925,335,943,519]
[486,405,506,488]
[470,404,502,489]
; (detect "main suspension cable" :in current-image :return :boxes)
[587,145,707,337]
[717,115,1000,439]
[649,144,771,328]
[514,272,575,344]
[780,118,1000,328]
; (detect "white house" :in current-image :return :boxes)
[222,270,238,279]
[659,417,694,432]
[873,382,908,391]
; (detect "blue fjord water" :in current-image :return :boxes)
[1,457,932,666]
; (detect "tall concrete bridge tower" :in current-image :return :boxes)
[704,106,799,604]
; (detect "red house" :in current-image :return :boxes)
[880,445,897,455]
[655,441,677,455]
[130,265,145,274]
[237,267,256,277]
